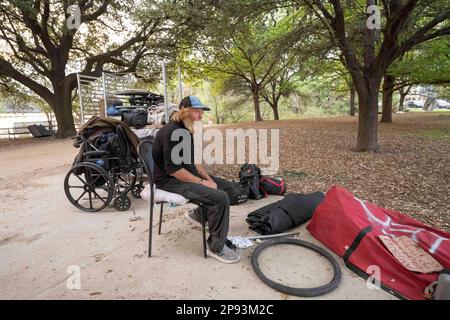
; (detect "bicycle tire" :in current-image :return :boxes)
[251,238,341,297]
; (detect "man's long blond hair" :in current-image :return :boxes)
[171,108,195,133]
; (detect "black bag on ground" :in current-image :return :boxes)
[27,124,54,138]
[239,163,263,200]
[121,109,148,128]
[259,177,286,197]
[246,192,325,235]
[223,180,249,205]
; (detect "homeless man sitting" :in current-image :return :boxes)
[152,96,240,263]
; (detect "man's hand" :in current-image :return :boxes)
[170,168,218,189]
[208,178,217,189]
[201,179,217,189]
[196,164,212,180]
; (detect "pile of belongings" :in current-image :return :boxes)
[72,116,140,166]
[131,128,160,143]
[121,109,148,128]
[106,99,124,116]
[121,105,178,129]
[147,104,179,125]
[128,91,164,107]
[246,192,325,235]
[114,90,164,107]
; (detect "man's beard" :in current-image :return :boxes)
[171,109,200,134]
[182,117,195,134]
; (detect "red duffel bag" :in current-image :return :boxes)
[307,185,450,300]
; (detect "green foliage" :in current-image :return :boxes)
[389,37,450,85]
[435,85,450,100]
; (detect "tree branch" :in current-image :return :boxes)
[393,11,450,61]
[82,18,161,74]
[0,58,53,104]
[19,1,56,56]
[81,0,110,23]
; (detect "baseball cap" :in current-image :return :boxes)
[179,96,211,111]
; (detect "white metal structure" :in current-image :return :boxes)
[77,66,183,124]
[76,74,104,124]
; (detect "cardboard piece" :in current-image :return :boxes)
[379,235,443,274]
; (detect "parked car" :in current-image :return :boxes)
[406,100,424,108]
[436,99,450,109]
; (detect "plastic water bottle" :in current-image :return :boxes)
[435,271,450,300]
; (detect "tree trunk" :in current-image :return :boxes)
[423,97,437,111]
[270,99,280,120]
[252,87,263,122]
[381,74,395,123]
[349,85,356,116]
[272,105,279,120]
[51,80,77,138]
[398,86,411,112]
[399,93,406,112]
[355,78,380,152]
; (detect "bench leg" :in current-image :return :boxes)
[158,202,164,235]
[148,200,154,258]
[201,208,207,258]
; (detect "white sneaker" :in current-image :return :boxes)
[207,245,240,264]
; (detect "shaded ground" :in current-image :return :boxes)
[0,112,448,300]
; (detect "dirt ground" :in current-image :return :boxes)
[0,112,448,300]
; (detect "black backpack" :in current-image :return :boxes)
[223,180,250,205]
[121,109,148,128]
[239,163,263,200]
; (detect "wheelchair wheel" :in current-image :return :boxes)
[130,175,144,199]
[113,195,131,211]
[64,162,114,212]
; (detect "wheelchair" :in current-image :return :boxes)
[64,123,144,212]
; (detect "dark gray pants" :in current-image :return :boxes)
[156,176,234,253]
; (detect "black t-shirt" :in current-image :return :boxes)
[152,120,199,185]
